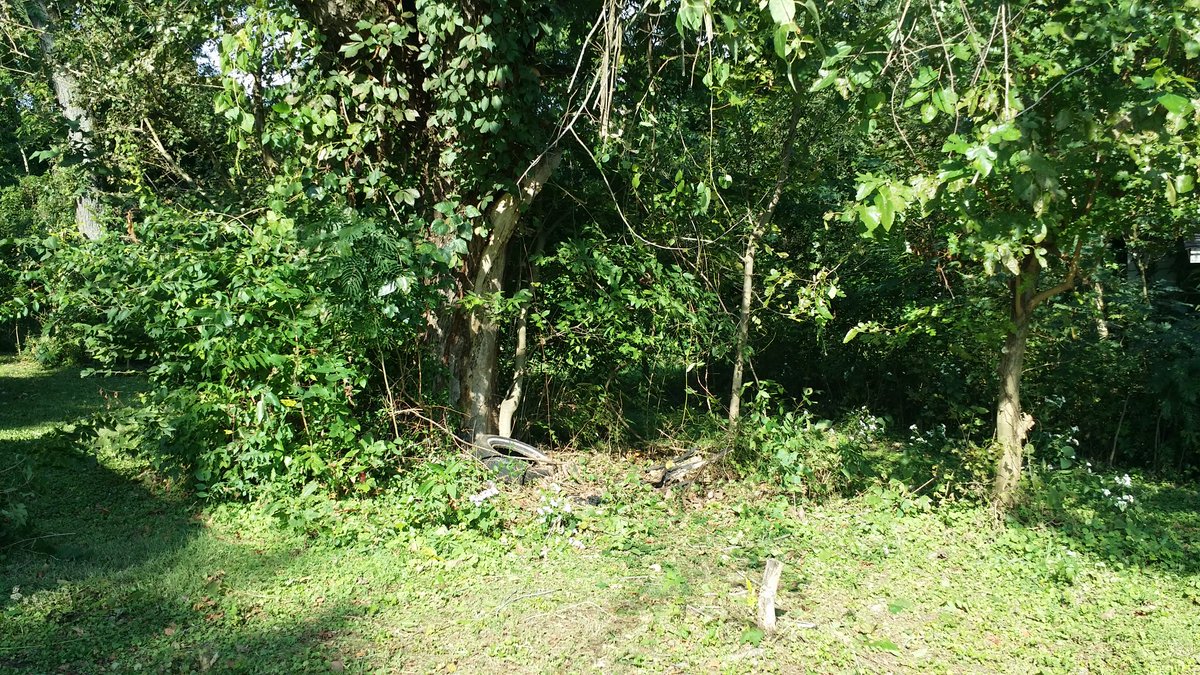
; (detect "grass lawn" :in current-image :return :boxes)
[2,358,1199,673]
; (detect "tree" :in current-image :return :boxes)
[837,0,1200,507]
[18,0,102,238]
[209,0,615,441]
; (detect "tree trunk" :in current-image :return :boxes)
[496,295,529,438]
[728,99,804,424]
[498,231,546,437]
[460,151,561,443]
[1093,281,1109,339]
[993,254,1040,509]
[993,313,1032,509]
[992,242,1083,509]
[30,0,101,240]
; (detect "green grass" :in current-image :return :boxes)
[2,358,1199,673]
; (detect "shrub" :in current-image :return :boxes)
[740,388,868,500]
[24,202,442,499]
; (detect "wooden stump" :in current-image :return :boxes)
[756,558,784,634]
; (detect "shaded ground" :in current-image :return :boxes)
[2,358,1199,673]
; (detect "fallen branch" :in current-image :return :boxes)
[486,588,559,617]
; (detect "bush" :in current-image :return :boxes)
[740,388,868,500]
[886,422,994,502]
[261,453,502,544]
[25,202,443,499]
[1022,468,1183,566]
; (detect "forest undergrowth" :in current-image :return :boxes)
[2,359,1199,674]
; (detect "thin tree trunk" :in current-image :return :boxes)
[496,297,529,438]
[461,151,562,443]
[498,232,546,437]
[1093,281,1109,339]
[30,0,101,240]
[729,99,804,424]
[994,311,1032,509]
[992,242,1082,509]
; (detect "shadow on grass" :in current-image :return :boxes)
[1014,475,1200,577]
[0,361,366,673]
[0,359,142,435]
[2,539,358,673]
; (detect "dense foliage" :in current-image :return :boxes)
[1,0,1197,517]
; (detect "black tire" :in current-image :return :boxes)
[471,435,553,484]
[477,435,552,463]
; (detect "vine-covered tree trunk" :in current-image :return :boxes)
[459,151,561,442]
[30,0,101,239]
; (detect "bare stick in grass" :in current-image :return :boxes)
[757,558,784,634]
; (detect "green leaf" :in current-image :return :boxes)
[811,69,836,92]
[931,87,957,114]
[774,25,790,59]
[740,627,765,645]
[1158,93,1193,115]
[866,638,900,653]
[1174,174,1195,195]
[769,0,796,25]
[902,90,929,109]
[677,0,703,34]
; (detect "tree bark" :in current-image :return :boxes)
[993,253,1041,509]
[461,151,561,443]
[497,231,546,437]
[993,309,1033,509]
[728,99,804,425]
[30,0,101,240]
[992,241,1083,509]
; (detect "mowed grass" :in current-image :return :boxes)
[2,357,1199,673]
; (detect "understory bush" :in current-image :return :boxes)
[1021,467,1186,567]
[17,202,444,499]
[885,422,994,502]
[259,454,502,544]
[739,387,869,500]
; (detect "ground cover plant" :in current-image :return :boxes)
[2,0,1199,672]
[3,359,1200,673]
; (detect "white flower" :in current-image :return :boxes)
[468,482,499,506]
[1102,489,1111,497]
